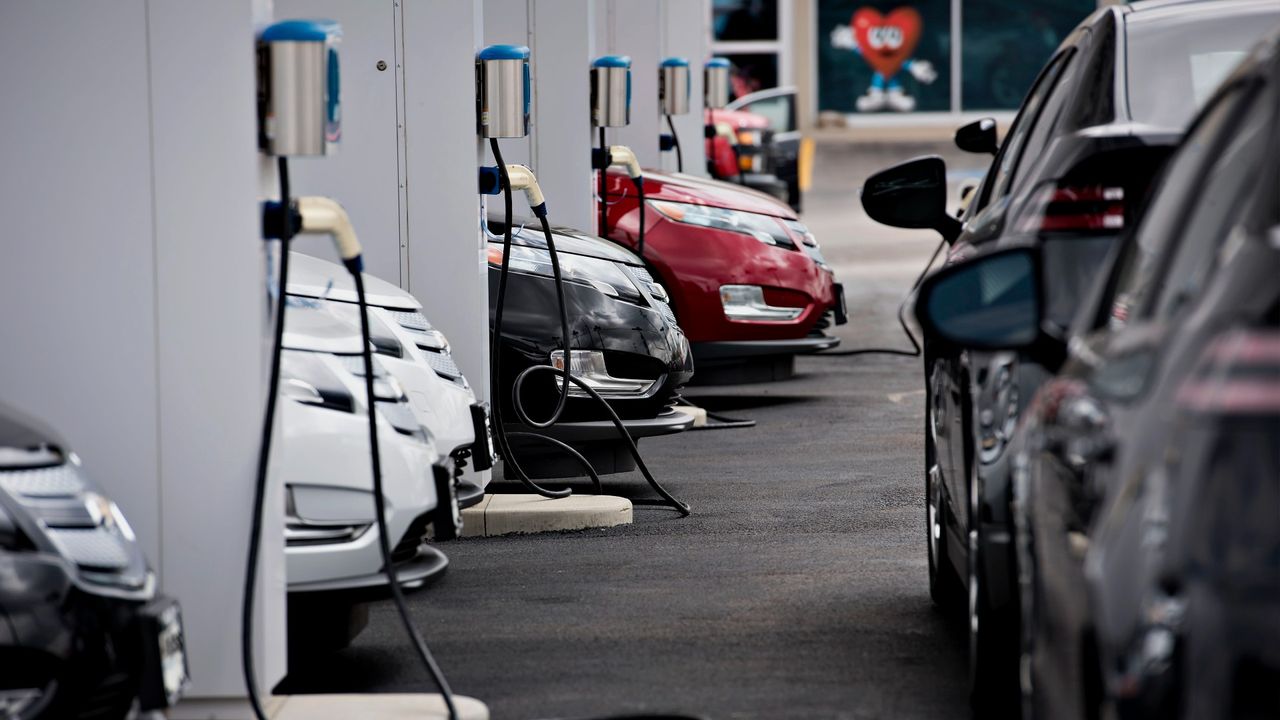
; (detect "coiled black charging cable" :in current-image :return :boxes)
[490,138,689,516]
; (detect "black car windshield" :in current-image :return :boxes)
[1125,3,1280,127]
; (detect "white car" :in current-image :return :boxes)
[277,299,458,654]
[288,252,492,508]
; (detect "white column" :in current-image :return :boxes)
[528,0,598,232]
[660,0,710,176]
[402,0,492,423]
[596,0,663,169]
[0,1,282,715]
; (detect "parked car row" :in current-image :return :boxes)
[861,1,1280,717]
[2,69,851,711]
[705,86,805,212]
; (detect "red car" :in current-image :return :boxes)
[601,168,845,382]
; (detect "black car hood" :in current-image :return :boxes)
[486,217,643,267]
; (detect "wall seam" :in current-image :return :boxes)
[141,0,165,582]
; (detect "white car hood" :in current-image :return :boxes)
[282,299,367,355]
[287,252,421,311]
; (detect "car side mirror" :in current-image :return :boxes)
[914,246,1044,351]
[861,156,962,243]
[955,118,998,155]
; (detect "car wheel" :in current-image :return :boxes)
[926,420,963,611]
[968,518,1020,716]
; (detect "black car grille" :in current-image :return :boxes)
[389,513,432,565]
[73,671,136,720]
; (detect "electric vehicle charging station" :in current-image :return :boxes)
[659,57,691,172]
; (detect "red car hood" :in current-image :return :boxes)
[631,169,798,220]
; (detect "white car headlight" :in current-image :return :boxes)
[549,350,657,398]
[648,200,795,248]
[488,243,643,303]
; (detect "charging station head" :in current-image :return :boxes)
[659,57,691,116]
[477,44,531,138]
[591,55,632,128]
[704,57,731,110]
[259,19,342,156]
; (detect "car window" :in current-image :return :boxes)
[1151,83,1271,319]
[1102,83,1254,329]
[1005,54,1079,199]
[1126,5,1280,128]
[988,51,1070,202]
[737,94,795,133]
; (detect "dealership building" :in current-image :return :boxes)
[711,0,1109,127]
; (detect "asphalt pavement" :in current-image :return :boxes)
[281,139,991,719]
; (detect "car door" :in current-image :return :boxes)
[1021,75,1270,717]
[726,87,801,208]
[934,46,1079,538]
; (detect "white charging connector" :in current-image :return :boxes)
[502,164,547,217]
[607,145,643,182]
[295,196,364,268]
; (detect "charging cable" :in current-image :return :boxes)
[663,114,683,173]
[242,156,293,720]
[594,144,648,257]
[812,238,946,358]
[489,138,689,515]
[245,162,459,720]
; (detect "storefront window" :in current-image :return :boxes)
[714,0,780,41]
[961,0,1092,110]
[722,53,780,99]
[817,0,952,114]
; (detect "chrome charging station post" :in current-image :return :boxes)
[702,57,732,175]
[590,55,632,237]
[658,57,690,173]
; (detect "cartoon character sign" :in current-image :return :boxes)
[831,7,937,112]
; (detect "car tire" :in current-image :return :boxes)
[925,407,964,612]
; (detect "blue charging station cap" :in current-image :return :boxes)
[593,55,632,69]
[478,44,530,60]
[661,57,690,67]
[704,57,731,68]
[261,19,341,42]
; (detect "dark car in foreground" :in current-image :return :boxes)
[0,403,187,718]
[914,27,1280,719]
[487,218,695,478]
[861,0,1280,710]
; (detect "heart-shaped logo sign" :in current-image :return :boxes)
[852,7,922,78]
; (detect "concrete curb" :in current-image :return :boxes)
[269,693,488,719]
[460,493,632,537]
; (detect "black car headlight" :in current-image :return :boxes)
[487,243,644,304]
[280,350,355,413]
[648,200,796,249]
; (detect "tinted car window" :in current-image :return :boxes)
[989,53,1072,202]
[1125,4,1280,127]
[1151,87,1270,319]
[1103,84,1251,329]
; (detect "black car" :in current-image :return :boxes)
[0,403,187,718]
[861,0,1280,710]
[914,28,1280,719]
[486,218,696,479]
